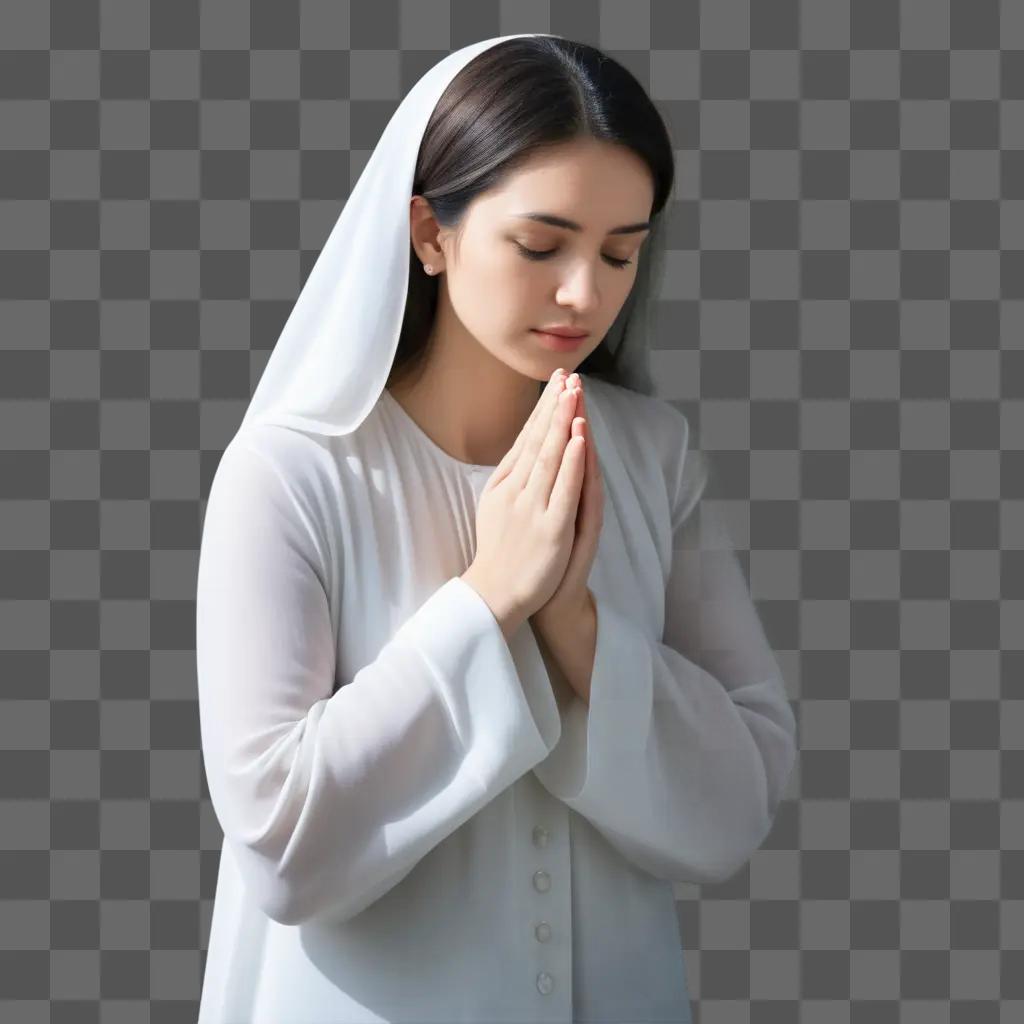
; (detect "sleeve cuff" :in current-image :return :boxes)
[392,576,564,794]
[531,594,654,803]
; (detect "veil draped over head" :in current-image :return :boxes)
[236,32,670,444]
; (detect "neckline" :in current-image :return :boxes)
[380,388,499,475]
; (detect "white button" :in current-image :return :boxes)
[532,869,551,893]
[532,825,549,847]
[535,921,552,942]
[536,971,554,995]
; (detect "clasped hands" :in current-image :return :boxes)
[528,371,604,705]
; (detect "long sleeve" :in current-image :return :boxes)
[531,440,798,886]
[195,434,562,927]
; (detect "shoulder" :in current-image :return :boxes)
[217,423,338,496]
[206,423,341,555]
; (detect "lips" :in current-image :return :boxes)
[532,327,589,338]
[531,329,589,351]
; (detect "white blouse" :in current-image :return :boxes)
[195,372,798,1024]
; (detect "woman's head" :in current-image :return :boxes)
[389,36,675,394]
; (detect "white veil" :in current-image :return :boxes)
[235,32,669,443]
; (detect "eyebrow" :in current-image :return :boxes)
[510,212,652,236]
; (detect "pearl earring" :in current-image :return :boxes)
[423,264,434,274]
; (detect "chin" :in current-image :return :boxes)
[504,344,583,382]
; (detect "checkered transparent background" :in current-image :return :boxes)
[1,0,1022,1021]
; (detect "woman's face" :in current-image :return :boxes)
[422,137,656,379]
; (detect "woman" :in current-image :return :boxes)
[196,33,797,1024]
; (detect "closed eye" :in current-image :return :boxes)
[513,241,633,270]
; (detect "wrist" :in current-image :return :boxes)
[460,567,524,639]
[533,589,594,631]
[531,591,598,705]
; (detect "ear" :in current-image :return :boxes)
[409,195,445,271]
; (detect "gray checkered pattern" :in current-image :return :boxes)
[0,0,1020,1021]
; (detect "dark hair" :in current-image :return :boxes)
[386,36,676,394]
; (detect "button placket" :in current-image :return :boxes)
[531,824,555,994]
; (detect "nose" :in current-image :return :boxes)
[553,261,602,317]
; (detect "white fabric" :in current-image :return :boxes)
[195,374,798,1023]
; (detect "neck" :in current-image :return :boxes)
[386,308,547,467]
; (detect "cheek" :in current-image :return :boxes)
[447,252,533,331]
[490,250,542,304]
[449,247,502,300]
[480,245,534,296]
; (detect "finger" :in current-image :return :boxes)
[526,368,569,437]
[578,398,593,518]
[549,409,587,517]
[584,409,604,529]
[527,381,581,504]
[578,390,595,479]
[574,416,588,531]
[492,369,566,486]
[508,370,575,489]
[573,387,586,441]
[575,387,600,480]
[572,390,602,523]
[583,418,599,523]
[513,369,567,461]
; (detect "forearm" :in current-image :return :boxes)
[530,593,598,707]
